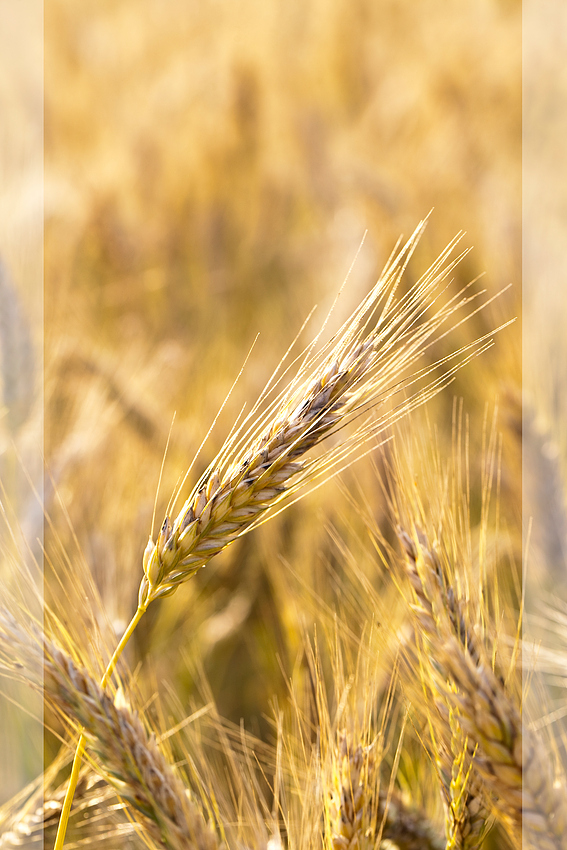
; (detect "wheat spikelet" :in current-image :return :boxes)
[0,609,221,850]
[399,531,567,850]
[140,223,498,607]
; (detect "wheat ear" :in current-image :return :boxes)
[140,223,496,606]
[400,531,567,850]
[398,531,489,849]
[440,638,567,850]
[0,771,87,849]
[329,733,443,850]
[329,735,370,850]
[0,609,221,850]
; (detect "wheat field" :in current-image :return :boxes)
[1,1,566,849]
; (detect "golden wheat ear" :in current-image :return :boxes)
[0,768,145,849]
[141,221,508,606]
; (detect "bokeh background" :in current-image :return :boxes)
[3,0,530,828]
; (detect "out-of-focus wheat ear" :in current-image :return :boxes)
[397,529,481,665]
[0,609,222,850]
[0,771,87,849]
[328,734,369,850]
[45,652,223,850]
[392,628,489,849]
[440,637,567,850]
[328,733,443,850]
[0,258,35,435]
[398,531,567,850]
[378,789,445,850]
[397,531,493,848]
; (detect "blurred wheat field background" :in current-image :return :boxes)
[7,1,566,849]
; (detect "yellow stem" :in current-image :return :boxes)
[53,604,147,850]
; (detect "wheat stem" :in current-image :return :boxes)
[53,735,85,850]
